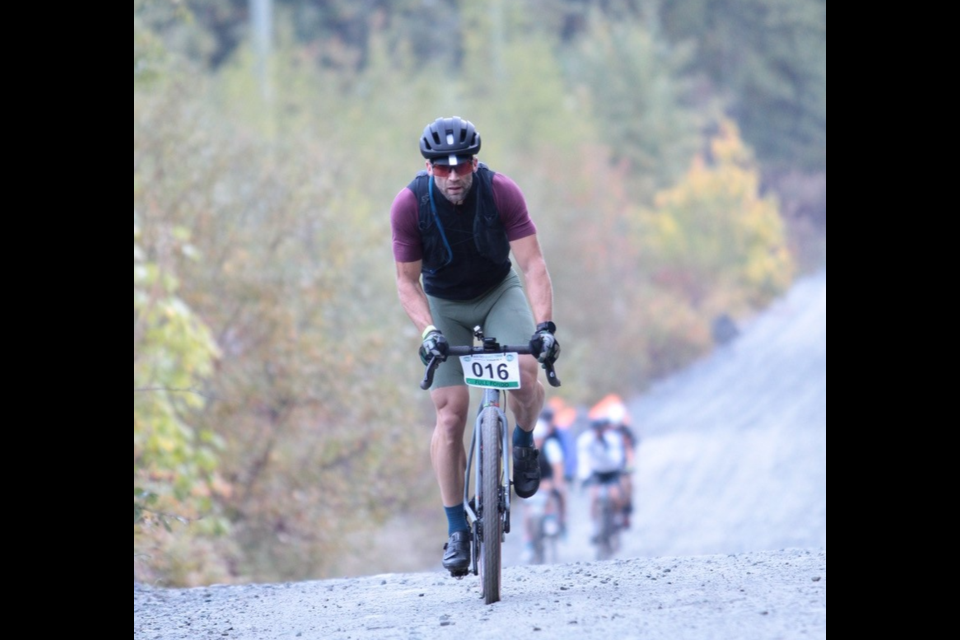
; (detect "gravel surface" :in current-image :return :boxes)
[135,269,827,640]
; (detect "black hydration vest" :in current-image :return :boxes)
[409,164,511,300]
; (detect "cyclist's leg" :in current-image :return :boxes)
[522,501,535,540]
[611,476,623,506]
[471,273,544,498]
[508,355,544,433]
[426,298,493,573]
[553,487,567,536]
[588,481,601,541]
[430,384,473,574]
[481,271,541,432]
[425,297,477,508]
[547,487,560,518]
[519,502,534,562]
[621,471,633,526]
[608,479,625,526]
[544,487,564,539]
[430,385,470,510]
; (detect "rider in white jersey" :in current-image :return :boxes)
[576,411,626,543]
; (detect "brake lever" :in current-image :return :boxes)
[421,355,445,390]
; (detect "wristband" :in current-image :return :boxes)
[422,325,438,340]
[536,321,557,334]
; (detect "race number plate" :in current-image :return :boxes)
[460,353,522,389]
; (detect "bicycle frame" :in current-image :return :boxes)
[594,479,622,560]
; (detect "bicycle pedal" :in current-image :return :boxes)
[448,568,470,579]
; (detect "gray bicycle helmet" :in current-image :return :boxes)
[419,116,481,164]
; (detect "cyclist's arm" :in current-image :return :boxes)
[510,234,554,326]
[395,260,434,335]
[391,188,436,336]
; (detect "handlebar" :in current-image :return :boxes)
[420,341,562,390]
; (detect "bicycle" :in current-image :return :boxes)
[525,487,564,565]
[591,477,623,561]
[421,325,561,605]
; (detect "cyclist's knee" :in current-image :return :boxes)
[511,376,541,407]
[435,413,466,440]
[518,354,540,379]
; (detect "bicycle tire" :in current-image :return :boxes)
[597,492,616,561]
[541,494,562,564]
[533,496,560,565]
[532,522,545,565]
[479,405,503,604]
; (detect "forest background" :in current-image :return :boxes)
[133,0,826,588]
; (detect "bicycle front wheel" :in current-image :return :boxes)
[479,405,503,604]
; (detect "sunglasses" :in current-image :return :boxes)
[431,161,474,177]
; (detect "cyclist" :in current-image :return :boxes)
[521,413,567,562]
[577,407,627,545]
[390,116,562,576]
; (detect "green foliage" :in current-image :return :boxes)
[560,4,707,201]
[659,0,827,172]
[135,50,440,584]
[134,209,226,581]
[134,0,211,85]
[133,213,222,492]
[640,118,795,310]
[147,0,826,177]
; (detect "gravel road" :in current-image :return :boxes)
[134,269,827,640]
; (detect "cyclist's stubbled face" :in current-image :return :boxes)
[428,159,476,205]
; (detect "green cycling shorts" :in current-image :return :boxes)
[426,269,536,389]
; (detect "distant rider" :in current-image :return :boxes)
[521,413,568,562]
[577,411,627,544]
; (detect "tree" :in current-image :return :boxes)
[134,212,226,582]
[659,0,826,172]
[561,3,707,202]
[640,118,795,311]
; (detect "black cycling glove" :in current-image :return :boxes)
[529,321,560,365]
[419,325,449,365]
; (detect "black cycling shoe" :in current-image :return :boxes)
[512,446,542,499]
[442,530,472,576]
